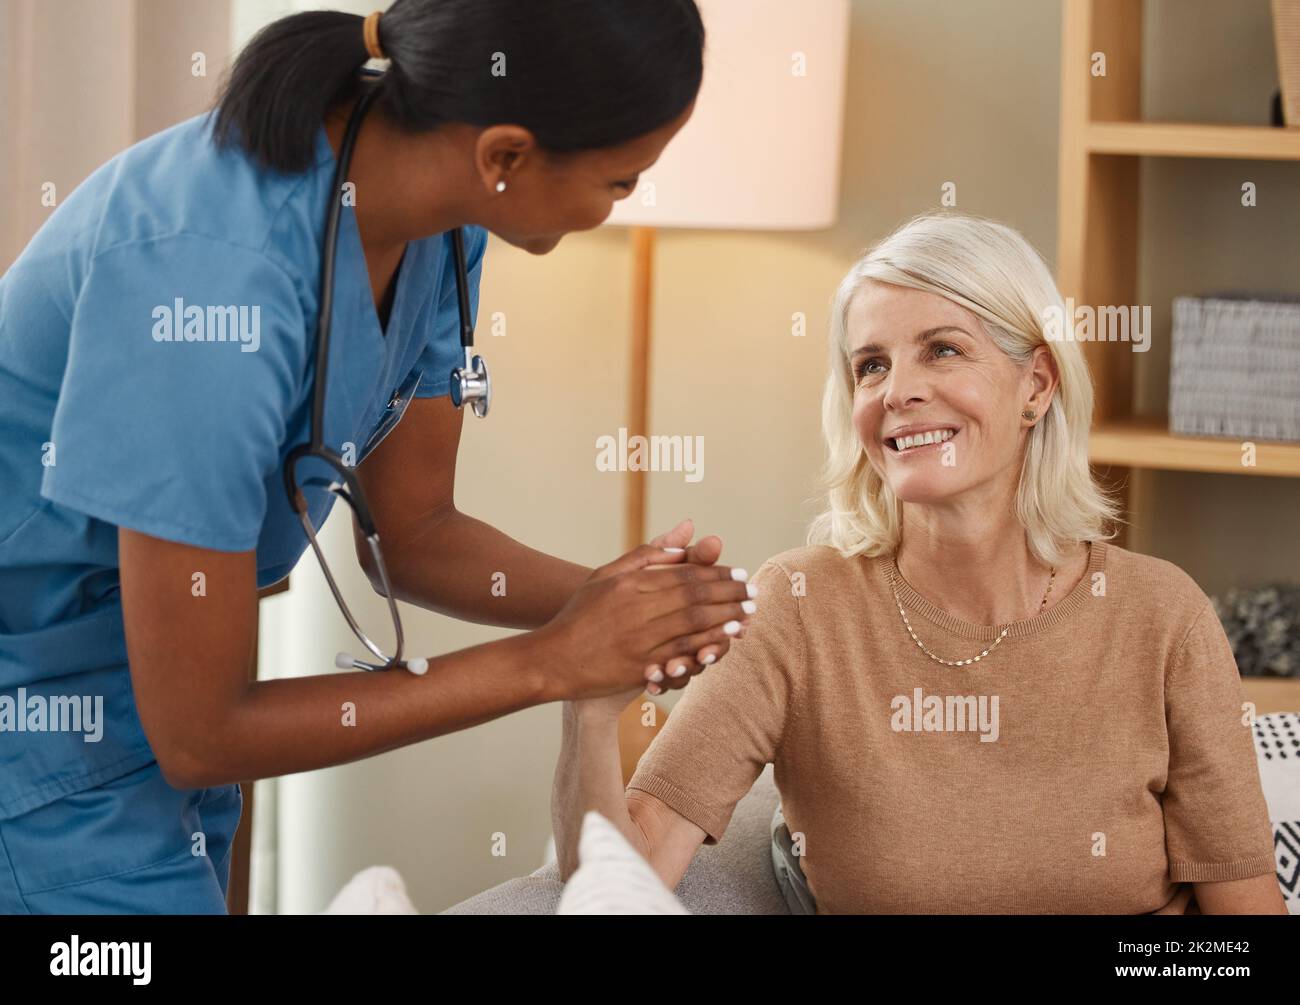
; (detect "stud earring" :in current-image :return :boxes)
[1022,408,1037,420]
[495,180,507,193]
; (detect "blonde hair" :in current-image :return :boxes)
[806,211,1122,566]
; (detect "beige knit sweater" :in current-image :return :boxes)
[627,540,1276,914]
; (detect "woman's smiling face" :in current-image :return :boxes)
[847,280,1049,505]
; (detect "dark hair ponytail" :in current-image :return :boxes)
[212,0,705,175]
[212,10,371,173]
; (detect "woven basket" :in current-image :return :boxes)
[1170,295,1300,442]
[1276,0,1300,126]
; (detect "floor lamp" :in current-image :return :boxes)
[606,0,851,551]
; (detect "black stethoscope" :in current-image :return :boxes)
[283,77,490,675]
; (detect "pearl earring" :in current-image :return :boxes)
[495,180,507,193]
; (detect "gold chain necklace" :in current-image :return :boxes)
[886,559,1056,667]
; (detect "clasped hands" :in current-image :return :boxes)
[546,517,755,715]
[638,517,753,695]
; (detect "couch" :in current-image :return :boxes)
[441,764,790,914]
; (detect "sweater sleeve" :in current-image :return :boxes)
[1162,600,1277,883]
[627,559,801,845]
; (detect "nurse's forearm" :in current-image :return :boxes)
[177,629,552,788]
[383,507,591,629]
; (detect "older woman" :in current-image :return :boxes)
[551,211,1285,914]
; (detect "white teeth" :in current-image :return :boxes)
[892,429,955,452]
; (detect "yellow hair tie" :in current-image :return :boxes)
[362,10,386,60]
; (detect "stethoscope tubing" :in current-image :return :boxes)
[281,72,488,675]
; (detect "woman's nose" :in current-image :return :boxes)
[881,360,930,411]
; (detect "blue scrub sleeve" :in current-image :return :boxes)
[41,236,309,552]
[414,226,487,398]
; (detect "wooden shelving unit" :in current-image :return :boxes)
[1058,0,1300,711]
[1058,0,1300,514]
[1086,121,1300,160]
[1089,416,1300,477]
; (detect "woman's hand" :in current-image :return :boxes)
[567,519,756,720]
[533,533,753,704]
[641,519,750,695]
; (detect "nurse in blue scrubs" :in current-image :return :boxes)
[0,0,753,913]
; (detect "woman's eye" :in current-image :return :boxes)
[853,343,960,382]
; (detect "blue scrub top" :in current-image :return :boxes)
[0,111,487,819]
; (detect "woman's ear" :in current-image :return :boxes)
[473,124,537,195]
[1024,344,1060,421]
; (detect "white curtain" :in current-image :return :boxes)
[0,0,232,270]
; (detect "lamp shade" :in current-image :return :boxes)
[606,0,850,231]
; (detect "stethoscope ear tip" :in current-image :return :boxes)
[335,651,356,670]
[405,657,429,675]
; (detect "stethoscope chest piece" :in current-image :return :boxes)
[450,352,491,417]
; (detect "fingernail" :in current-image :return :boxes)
[648,668,664,683]
[742,600,757,614]
[701,653,716,665]
[663,547,684,553]
[647,683,662,695]
[730,568,748,582]
[723,620,741,635]
[746,583,759,598]
[669,663,689,677]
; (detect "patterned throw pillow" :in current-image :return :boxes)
[1253,712,1300,915]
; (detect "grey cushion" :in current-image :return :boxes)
[441,764,790,915]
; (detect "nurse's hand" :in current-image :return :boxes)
[535,539,753,704]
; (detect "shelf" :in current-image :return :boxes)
[1086,121,1300,160]
[1242,676,1300,716]
[1089,417,1300,477]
